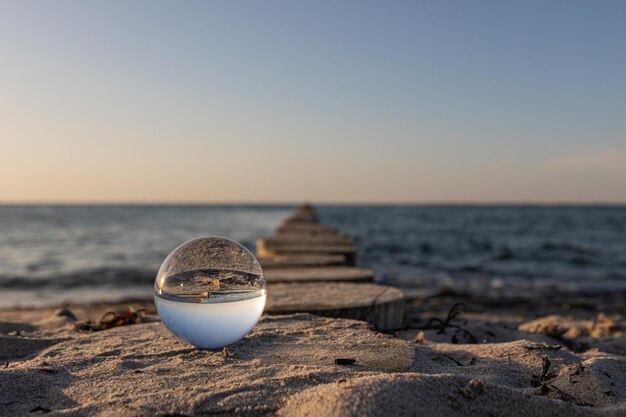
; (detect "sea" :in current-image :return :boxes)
[1,205,625,308]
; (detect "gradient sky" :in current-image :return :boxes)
[2,1,626,203]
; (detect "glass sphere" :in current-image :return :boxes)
[154,237,266,349]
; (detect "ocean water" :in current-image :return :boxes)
[0,205,625,307]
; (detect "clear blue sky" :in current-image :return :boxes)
[1,1,625,203]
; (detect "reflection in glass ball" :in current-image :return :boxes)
[154,237,266,349]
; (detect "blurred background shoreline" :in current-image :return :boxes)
[2,204,625,308]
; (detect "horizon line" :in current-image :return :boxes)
[1,200,626,207]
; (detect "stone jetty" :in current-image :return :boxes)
[258,204,405,331]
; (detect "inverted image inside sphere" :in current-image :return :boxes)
[155,237,265,300]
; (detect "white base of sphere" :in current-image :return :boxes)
[154,291,266,349]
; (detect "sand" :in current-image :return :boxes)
[1,309,412,416]
[1,293,624,417]
[1,204,624,416]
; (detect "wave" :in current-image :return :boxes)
[0,267,156,290]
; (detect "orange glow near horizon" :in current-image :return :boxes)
[2,2,626,204]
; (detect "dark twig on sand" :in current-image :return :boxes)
[525,322,588,352]
[569,363,585,384]
[414,303,477,344]
[438,354,477,367]
[335,358,357,366]
[29,406,51,413]
[531,356,557,387]
[524,343,563,351]
[425,302,466,333]
[531,357,593,406]
[440,354,464,366]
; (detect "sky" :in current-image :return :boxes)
[1,1,625,204]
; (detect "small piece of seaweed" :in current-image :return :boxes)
[531,357,557,387]
[29,406,51,413]
[524,343,563,351]
[415,303,477,344]
[74,307,145,332]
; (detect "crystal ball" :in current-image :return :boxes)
[154,237,266,349]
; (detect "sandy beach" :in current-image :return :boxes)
[0,290,624,416]
[1,206,625,416]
